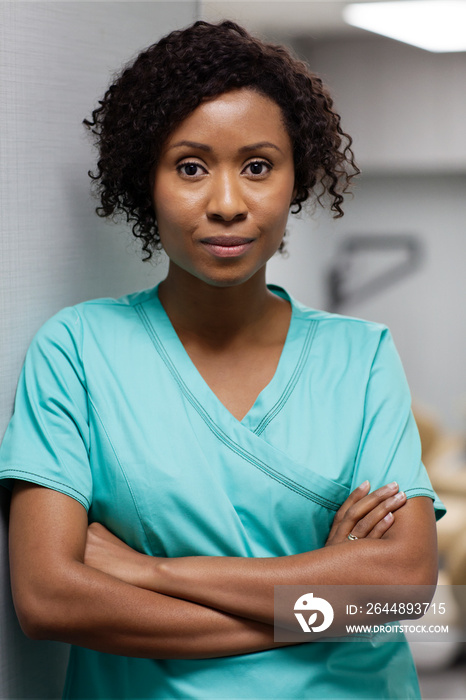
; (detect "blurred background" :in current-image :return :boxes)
[1,1,465,696]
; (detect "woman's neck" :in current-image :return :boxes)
[157,264,287,346]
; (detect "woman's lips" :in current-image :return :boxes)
[200,237,255,258]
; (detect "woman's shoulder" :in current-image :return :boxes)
[75,284,158,315]
[277,285,390,344]
[28,285,159,350]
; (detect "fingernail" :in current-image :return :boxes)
[384,512,394,522]
[394,491,405,501]
[388,481,398,490]
[359,480,370,489]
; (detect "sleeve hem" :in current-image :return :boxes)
[0,468,90,511]
[404,488,447,521]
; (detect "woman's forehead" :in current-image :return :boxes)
[162,89,291,151]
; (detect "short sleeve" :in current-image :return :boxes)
[351,328,445,521]
[0,307,92,510]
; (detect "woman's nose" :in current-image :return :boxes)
[206,172,247,222]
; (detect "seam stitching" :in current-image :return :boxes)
[254,322,318,436]
[0,469,90,509]
[73,306,91,458]
[404,488,438,497]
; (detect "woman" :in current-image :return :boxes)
[0,20,444,699]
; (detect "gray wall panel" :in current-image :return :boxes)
[0,2,197,696]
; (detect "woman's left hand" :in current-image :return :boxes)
[325,480,407,547]
[84,522,160,589]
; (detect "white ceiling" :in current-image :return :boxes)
[200,0,405,39]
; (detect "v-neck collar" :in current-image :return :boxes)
[137,284,315,435]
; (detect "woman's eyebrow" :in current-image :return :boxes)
[238,142,283,154]
[168,140,283,154]
[169,140,211,152]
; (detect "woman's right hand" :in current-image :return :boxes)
[325,481,407,547]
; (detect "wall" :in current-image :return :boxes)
[0,2,197,696]
[293,33,466,173]
[267,173,466,431]
[267,34,466,432]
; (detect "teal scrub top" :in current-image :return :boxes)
[0,284,445,699]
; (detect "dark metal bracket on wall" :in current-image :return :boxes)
[326,234,423,312]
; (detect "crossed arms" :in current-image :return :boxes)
[9,479,437,659]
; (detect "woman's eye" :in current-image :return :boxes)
[177,162,205,177]
[244,161,271,176]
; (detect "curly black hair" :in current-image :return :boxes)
[84,20,359,260]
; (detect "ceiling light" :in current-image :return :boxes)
[343,1,466,52]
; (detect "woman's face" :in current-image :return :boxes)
[152,88,296,288]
